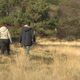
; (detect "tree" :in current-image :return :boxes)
[0,0,59,36]
[58,0,80,39]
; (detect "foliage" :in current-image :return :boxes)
[57,0,80,39]
[0,0,58,36]
[0,0,80,39]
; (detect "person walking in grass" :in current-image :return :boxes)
[0,25,12,55]
[19,24,36,55]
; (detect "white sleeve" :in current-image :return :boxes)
[7,30,12,43]
[0,29,1,38]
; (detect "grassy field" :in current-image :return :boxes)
[0,38,80,80]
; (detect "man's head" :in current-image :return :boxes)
[24,24,29,27]
[0,26,8,32]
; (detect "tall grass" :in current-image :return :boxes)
[0,38,80,80]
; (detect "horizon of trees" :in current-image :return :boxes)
[0,0,80,40]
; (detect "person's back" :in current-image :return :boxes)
[20,26,33,46]
[20,24,35,54]
[0,26,10,39]
[0,26,12,55]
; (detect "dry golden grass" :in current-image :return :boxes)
[0,38,80,80]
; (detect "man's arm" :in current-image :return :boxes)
[32,30,36,44]
[7,30,12,43]
[19,29,23,43]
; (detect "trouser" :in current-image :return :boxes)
[24,46,31,54]
[0,39,10,55]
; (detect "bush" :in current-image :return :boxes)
[0,0,59,37]
[57,0,80,39]
[9,27,21,42]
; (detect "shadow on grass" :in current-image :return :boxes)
[29,54,54,65]
[36,43,80,48]
[12,37,19,43]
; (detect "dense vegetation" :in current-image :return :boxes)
[58,0,80,40]
[0,0,80,40]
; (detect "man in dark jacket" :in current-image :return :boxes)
[19,24,35,54]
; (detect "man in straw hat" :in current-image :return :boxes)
[19,24,36,55]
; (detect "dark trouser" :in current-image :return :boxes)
[0,39,10,55]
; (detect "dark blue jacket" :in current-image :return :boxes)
[20,27,34,46]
